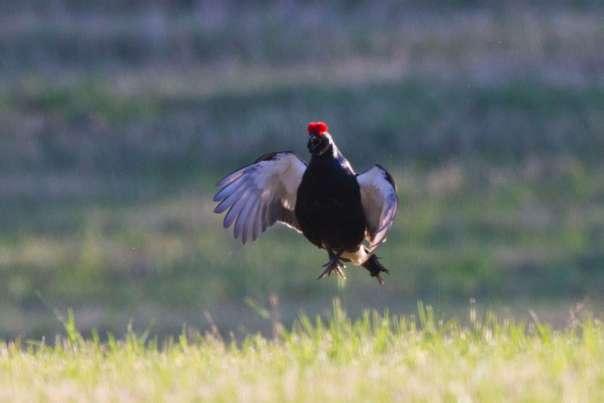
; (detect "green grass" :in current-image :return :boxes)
[1,302,603,402]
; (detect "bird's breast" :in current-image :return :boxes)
[295,162,366,250]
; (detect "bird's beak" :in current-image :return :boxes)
[308,135,321,153]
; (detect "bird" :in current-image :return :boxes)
[213,121,398,284]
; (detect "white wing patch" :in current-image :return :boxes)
[357,165,398,252]
[213,152,306,244]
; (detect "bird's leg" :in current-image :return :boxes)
[317,250,346,280]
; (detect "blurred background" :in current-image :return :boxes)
[1,0,603,339]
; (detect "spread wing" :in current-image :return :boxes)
[357,165,398,252]
[213,152,306,244]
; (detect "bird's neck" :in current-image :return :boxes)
[312,144,336,160]
[310,144,355,175]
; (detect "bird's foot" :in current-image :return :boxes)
[362,255,390,285]
[371,267,389,285]
[317,255,346,280]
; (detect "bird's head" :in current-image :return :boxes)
[307,121,333,156]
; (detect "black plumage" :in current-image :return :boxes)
[295,152,366,253]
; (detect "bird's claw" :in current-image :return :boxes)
[317,258,346,280]
[371,267,389,285]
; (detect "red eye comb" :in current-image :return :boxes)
[307,121,329,136]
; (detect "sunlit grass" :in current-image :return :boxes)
[0,302,602,402]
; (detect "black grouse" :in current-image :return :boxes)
[213,121,398,283]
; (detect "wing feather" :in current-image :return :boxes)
[223,189,251,228]
[213,177,246,202]
[234,197,255,242]
[243,198,261,244]
[251,201,264,242]
[214,182,249,214]
[357,165,398,252]
[214,152,306,243]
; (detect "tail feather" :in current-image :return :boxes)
[362,254,389,284]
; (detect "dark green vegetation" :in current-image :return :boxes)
[0,1,603,338]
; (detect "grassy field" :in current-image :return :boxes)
[1,302,603,402]
[2,2,604,400]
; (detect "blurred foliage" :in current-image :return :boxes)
[2,79,604,173]
[0,0,603,337]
